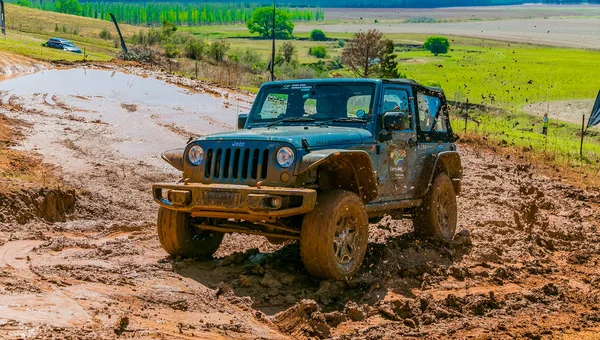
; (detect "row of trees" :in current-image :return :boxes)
[120,0,598,7]
[12,0,324,26]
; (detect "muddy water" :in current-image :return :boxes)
[0,68,252,159]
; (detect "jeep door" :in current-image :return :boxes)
[413,89,456,192]
[376,85,417,199]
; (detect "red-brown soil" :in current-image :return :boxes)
[0,65,599,339]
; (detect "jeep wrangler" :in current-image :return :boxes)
[153,78,462,280]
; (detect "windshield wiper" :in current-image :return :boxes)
[319,117,367,126]
[266,117,316,127]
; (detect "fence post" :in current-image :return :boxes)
[195,61,198,79]
[464,98,468,133]
[580,114,585,162]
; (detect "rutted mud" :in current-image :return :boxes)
[0,66,599,338]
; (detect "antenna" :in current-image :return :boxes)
[109,13,128,54]
[270,0,276,81]
[0,0,6,38]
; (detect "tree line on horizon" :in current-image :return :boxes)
[80,0,599,7]
[10,0,324,26]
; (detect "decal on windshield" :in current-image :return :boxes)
[282,83,314,91]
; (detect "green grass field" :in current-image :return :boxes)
[182,25,600,106]
[451,110,600,169]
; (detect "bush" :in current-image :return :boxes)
[277,61,317,80]
[239,49,262,66]
[161,20,177,40]
[424,36,450,56]
[207,40,230,62]
[310,29,327,41]
[99,28,112,40]
[132,29,161,46]
[280,41,296,63]
[118,45,160,64]
[405,17,437,23]
[184,39,205,60]
[337,39,346,48]
[309,46,327,59]
[164,44,180,58]
[327,56,343,70]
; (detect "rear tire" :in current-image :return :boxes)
[413,173,457,241]
[300,190,369,280]
[157,207,224,258]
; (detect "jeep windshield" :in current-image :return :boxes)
[247,82,375,127]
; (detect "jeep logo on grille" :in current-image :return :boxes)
[232,141,245,148]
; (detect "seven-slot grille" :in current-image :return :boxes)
[204,147,270,181]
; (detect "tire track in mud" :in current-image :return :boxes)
[0,240,93,328]
[0,52,47,79]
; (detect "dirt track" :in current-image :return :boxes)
[1,65,600,339]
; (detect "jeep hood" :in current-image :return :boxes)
[198,126,372,148]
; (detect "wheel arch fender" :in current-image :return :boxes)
[414,151,462,197]
[161,148,185,172]
[296,149,378,203]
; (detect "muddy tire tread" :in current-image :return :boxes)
[413,172,457,241]
[300,190,368,280]
[157,207,224,258]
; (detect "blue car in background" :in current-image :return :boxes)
[43,38,82,54]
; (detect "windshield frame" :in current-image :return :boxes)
[247,81,377,129]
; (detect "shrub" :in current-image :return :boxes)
[99,28,112,40]
[240,48,262,66]
[118,46,160,64]
[208,40,230,62]
[309,46,327,59]
[184,39,205,60]
[132,29,161,46]
[161,20,177,40]
[337,39,346,48]
[164,44,180,58]
[280,41,296,63]
[309,29,327,41]
[405,17,436,24]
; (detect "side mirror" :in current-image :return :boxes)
[238,113,249,129]
[383,111,406,131]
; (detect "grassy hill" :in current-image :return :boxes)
[0,3,143,61]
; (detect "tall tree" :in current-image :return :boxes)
[424,36,450,56]
[246,6,294,39]
[55,0,81,15]
[342,29,386,78]
[379,39,399,78]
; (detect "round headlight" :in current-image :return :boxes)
[276,147,295,168]
[188,145,204,165]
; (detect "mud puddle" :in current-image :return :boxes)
[0,68,252,158]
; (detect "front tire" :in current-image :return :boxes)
[300,190,369,280]
[157,207,224,258]
[413,173,457,241]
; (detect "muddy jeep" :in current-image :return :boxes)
[153,78,462,280]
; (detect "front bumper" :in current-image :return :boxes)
[153,183,317,219]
